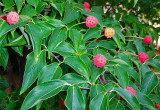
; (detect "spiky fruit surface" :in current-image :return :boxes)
[60,100,66,107]
[86,16,98,28]
[156,104,160,108]
[104,28,115,38]
[138,52,148,63]
[84,8,91,12]
[84,2,90,8]
[125,87,136,96]
[1,16,6,20]
[93,54,106,68]
[144,35,152,44]
[7,11,19,25]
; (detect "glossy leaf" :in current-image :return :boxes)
[46,19,65,28]
[90,92,109,110]
[51,3,65,16]
[21,5,36,17]
[26,0,39,7]
[64,56,89,80]
[114,66,129,88]
[61,73,87,84]
[137,92,155,110]
[65,85,85,110]
[69,29,82,53]
[146,59,160,71]
[48,28,67,58]
[15,0,24,13]
[20,51,46,94]
[6,35,26,46]
[134,38,145,54]
[141,71,158,95]
[54,41,76,57]
[113,88,140,110]
[109,98,125,110]
[90,63,103,83]
[25,23,43,63]
[83,27,101,42]
[21,80,67,109]
[38,63,62,85]
[90,84,106,100]
[113,32,121,49]
[97,40,116,50]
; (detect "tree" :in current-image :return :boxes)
[0,0,159,109]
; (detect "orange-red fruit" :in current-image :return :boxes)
[125,87,136,96]
[93,54,106,68]
[61,100,66,107]
[138,52,148,63]
[144,35,152,44]
[104,28,115,38]
[157,52,160,55]
[156,104,160,108]
[86,16,98,28]
[84,2,90,8]
[1,16,6,20]
[84,8,91,12]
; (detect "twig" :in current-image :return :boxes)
[51,53,61,63]
[79,86,90,90]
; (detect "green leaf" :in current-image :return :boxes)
[6,35,26,46]
[137,92,156,110]
[116,30,126,44]
[109,98,125,110]
[54,41,76,57]
[51,3,65,16]
[113,32,121,49]
[21,5,36,17]
[149,94,160,104]
[134,0,138,7]
[15,0,25,13]
[146,59,160,71]
[97,40,116,50]
[46,19,65,28]
[0,18,27,40]
[141,71,158,95]
[48,28,67,58]
[25,23,43,63]
[0,91,7,99]
[20,51,46,94]
[90,84,106,100]
[38,63,62,85]
[26,0,39,7]
[114,66,129,88]
[63,4,80,24]
[5,100,16,110]
[134,38,145,54]
[36,2,46,14]
[65,85,85,110]
[69,29,82,53]
[83,27,101,42]
[90,92,109,110]
[0,77,9,90]
[113,88,140,110]
[2,0,15,10]
[61,73,87,84]
[64,56,89,80]
[21,80,67,110]
[90,63,103,83]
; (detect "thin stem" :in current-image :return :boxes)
[86,35,104,47]
[125,36,144,39]
[69,22,85,30]
[51,53,61,63]
[79,86,90,90]
[118,51,137,56]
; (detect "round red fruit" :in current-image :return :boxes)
[156,104,160,108]
[93,54,106,68]
[86,16,98,28]
[61,100,66,107]
[84,8,91,12]
[144,35,152,44]
[84,2,90,8]
[104,28,115,38]
[138,52,148,63]
[7,11,19,25]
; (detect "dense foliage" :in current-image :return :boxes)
[0,0,160,109]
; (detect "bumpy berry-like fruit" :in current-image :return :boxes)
[1,16,6,20]
[7,11,19,25]
[104,28,115,38]
[156,104,160,108]
[86,16,98,28]
[144,35,152,44]
[93,54,106,68]
[138,52,148,63]
[125,87,136,96]
[84,8,91,12]
[61,100,66,107]
[84,2,90,8]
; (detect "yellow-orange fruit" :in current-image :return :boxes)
[104,28,115,38]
